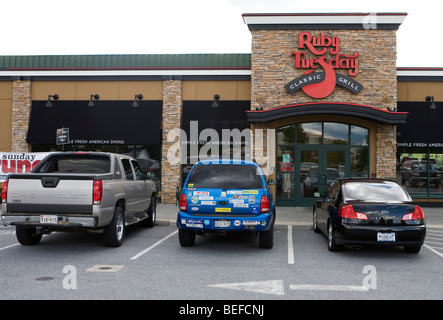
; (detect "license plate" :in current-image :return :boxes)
[40,215,58,224]
[377,232,395,242]
[215,220,231,228]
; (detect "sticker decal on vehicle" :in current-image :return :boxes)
[242,190,259,195]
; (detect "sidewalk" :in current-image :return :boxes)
[157,204,443,228]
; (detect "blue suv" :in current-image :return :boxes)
[177,159,276,248]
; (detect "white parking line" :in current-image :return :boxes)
[289,284,369,292]
[288,225,295,264]
[130,230,178,260]
[0,243,20,252]
[423,244,443,258]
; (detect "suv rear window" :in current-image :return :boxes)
[187,164,263,189]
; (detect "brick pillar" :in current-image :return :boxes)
[161,80,182,203]
[376,124,397,179]
[11,79,31,152]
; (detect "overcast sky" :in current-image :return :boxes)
[1,0,441,67]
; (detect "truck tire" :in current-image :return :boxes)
[103,206,125,247]
[141,195,156,228]
[16,226,42,245]
[259,228,274,249]
[179,228,195,247]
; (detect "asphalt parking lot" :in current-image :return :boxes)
[0,204,442,303]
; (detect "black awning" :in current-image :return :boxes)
[181,100,251,142]
[246,102,408,125]
[397,102,443,145]
[27,100,162,145]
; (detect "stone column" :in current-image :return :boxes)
[376,124,397,179]
[11,79,31,152]
[161,80,182,203]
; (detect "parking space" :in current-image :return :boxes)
[424,228,443,258]
[0,214,442,300]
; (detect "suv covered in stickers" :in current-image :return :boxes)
[177,159,276,248]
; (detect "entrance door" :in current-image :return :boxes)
[296,146,349,206]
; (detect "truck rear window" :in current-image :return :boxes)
[187,164,263,189]
[34,155,110,174]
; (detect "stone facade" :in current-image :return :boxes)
[161,80,182,203]
[250,29,398,111]
[11,80,31,152]
[250,28,399,178]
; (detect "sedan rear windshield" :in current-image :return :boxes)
[343,181,411,203]
[187,164,263,189]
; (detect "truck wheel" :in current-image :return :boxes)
[179,228,195,247]
[259,228,273,249]
[103,206,125,247]
[141,195,156,228]
[16,226,42,245]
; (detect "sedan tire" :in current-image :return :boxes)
[327,221,343,252]
[404,245,421,254]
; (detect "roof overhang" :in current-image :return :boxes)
[242,12,407,30]
[246,102,408,124]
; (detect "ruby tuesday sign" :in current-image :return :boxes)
[285,32,363,98]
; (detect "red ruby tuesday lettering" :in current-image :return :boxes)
[291,32,359,76]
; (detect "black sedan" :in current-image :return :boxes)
[313,179,426,253]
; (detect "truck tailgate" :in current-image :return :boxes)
[5,174,93,214]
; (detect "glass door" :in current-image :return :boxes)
[296,146,349,206]
[297,146,321,207]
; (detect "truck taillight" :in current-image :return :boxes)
[93,180,103,205]
[1,178,8,203]
[260,195,270,213]
[179,194,187,211]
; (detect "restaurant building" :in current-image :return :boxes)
[0,13,442,206]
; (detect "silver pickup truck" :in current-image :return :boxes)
[1,152,157,247]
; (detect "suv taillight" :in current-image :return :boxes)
[1,178,9,203]
[402,205,425,221]
[179,194,187,211]
[260,195,270,213]
[93,180,103,205]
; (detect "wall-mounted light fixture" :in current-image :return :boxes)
[132,94,143,107]
[212,94,220,108]
[426,96,437,110]
[88,94,100,107]
[46,94,59,107]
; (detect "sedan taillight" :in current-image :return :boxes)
[338,205,368,220]
[402,205,425,221]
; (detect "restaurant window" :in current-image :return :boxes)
[180,100,251,184]
[397,147,443,196]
